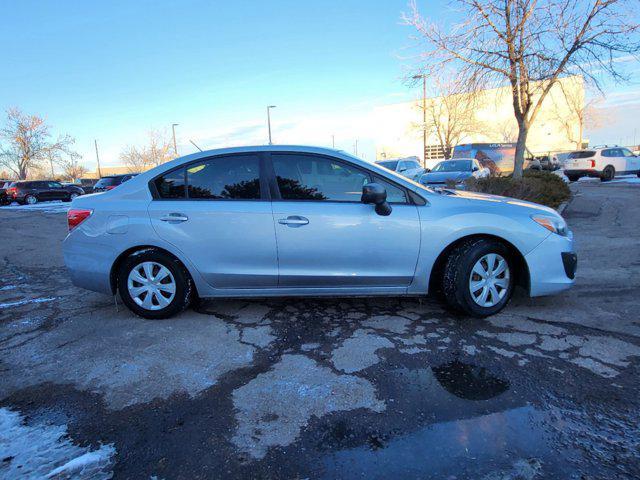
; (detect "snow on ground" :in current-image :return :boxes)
[0,407,115,479]
[0,297,58,309]
[610,175,640,184]
[1,201,70,213]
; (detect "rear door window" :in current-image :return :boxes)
[186,155,261,200]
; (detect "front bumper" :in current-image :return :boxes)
[525,232,576,297]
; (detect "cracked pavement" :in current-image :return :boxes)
[1,182,640,479]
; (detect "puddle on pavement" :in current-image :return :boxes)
[317,361,579,479]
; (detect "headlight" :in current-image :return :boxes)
[531,214,568,236]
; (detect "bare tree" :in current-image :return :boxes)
[58,152,88,181]
[403,0,640,178]
[120,130,175,173]
[492,118,519,143]
[421,76,481,158]
[552,79,603,148]
[0,108,76,179]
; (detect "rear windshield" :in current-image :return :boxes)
[95,177,120,187]
[567,151,595,159]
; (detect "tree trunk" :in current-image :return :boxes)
[513,122,528,179]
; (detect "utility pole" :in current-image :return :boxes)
[171,123,179,156]
[332,135,335,148]
[413,74,427,168]
[354,139,358,156]
[267,105,276,145]
[94,140,102,178]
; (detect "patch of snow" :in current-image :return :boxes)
[0,297,57,309]
[2,201,70,213]
[552,170,569,183]
[0,285,16,291]
[0,407,115,479]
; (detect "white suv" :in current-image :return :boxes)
[564,146,640,182]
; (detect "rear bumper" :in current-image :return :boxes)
[564,169,600,178]
[525,232,576,297]
[63,233,115,295]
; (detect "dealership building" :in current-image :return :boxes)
[374,75,585,168]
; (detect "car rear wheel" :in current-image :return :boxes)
[117,249,193,319]
[24,194,37,205]
[601,165,615,182]
[441,238,515,317]
[566,174,579,182]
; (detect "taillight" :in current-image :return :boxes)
[6,187,17,196]
[105,185,116,191]
[68,209,93,232]
[590,160,596,168]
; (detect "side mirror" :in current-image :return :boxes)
[362,183,392,216]
[472,166,479,172]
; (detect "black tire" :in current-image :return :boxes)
[601,165,615,182]
[636,170,640,178]
[24,194,37,205]
[441,238,515,317]
[566,174,579,182]
[117,249,193,319]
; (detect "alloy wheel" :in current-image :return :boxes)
[468,253,510,307]
[127,261,176,311]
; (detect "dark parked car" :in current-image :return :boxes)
[0,180,13,205]
[63,178,98,195]
[93,174,138,193]
[4,181,84,205]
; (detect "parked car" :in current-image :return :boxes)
[63,178,98,194]
[419,158,489,187]
[0,180,13,205]
[531,154,560,171]
[376,157,426,181]
[93,174,138,192]
[4,180,84,205]
[564,146,640,181]
[64,146,576,320]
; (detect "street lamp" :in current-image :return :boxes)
[413,74,427,168]
[267,105,277,145]
[171,123,179,156]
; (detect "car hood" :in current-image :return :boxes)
[437,188,560,215]
[422,171,471,183]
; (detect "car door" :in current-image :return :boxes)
[148,153,278,289]
[268,152,421,288]
[33,181,51,200]
[48,182,69,201]
[620,148,640,173]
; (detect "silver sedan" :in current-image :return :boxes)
[63,145,576,319]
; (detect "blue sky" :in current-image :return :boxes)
[2,0,640,170]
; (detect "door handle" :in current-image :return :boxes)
[160,213,189,223]
[278,215,309,227]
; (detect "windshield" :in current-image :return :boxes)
[432,160,472,172]
[567,151,595,159]
[377,160,398,170]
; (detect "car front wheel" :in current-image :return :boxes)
[442,238,515,317]
[24,194,37,205]
[117,249,193,319]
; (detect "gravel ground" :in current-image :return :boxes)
[1,181,639,479]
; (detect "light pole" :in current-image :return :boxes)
[267,105,276,145]
[171,123,179,156]
[413,74,427,168]
[94,139,102,178]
